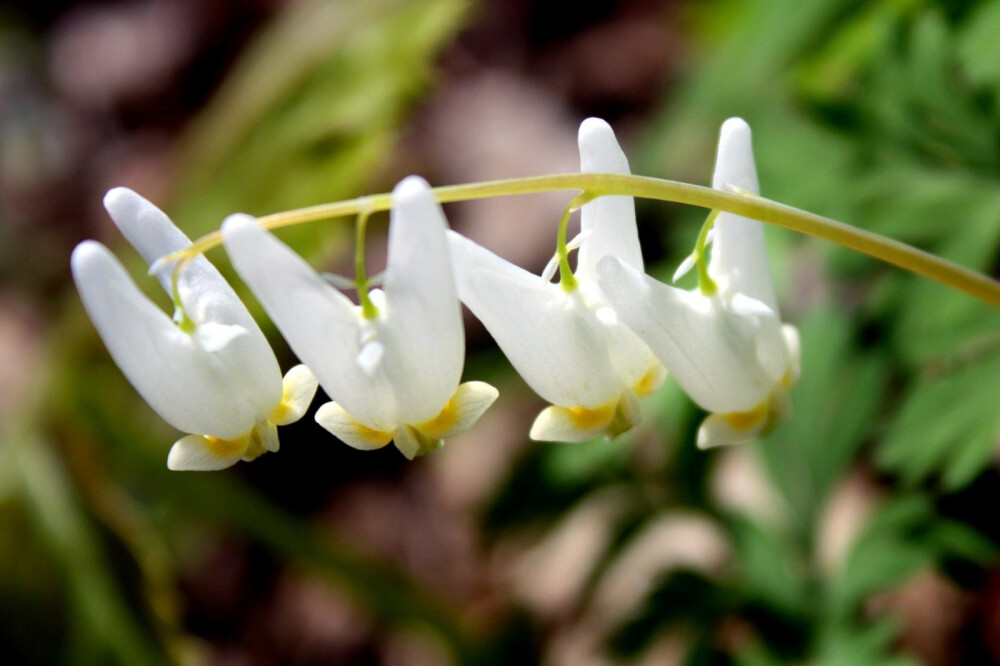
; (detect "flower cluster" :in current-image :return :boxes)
[72,117,798,471]
[597,118,799,448]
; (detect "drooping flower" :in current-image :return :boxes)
[448,118,666,443]
[222,176,498,459]
[596,118,800,449]
[71,188,317,470]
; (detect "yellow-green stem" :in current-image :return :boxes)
[695,209,719,296]
[157,173,1000,309]
[556,194,590,291]
[170,257,196,333]
[354,205,378,319]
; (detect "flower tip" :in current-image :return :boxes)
[578,117,629,173]
[578,116,613,140]
[70,239,105,274]
[713,117,758,193]
[102,186,140,214]
[393,175,433,199]
[102,188,160,234]
[220,212,258,235]
[720,117,751,138]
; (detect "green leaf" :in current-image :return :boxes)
[878,351,1000,490]
[607,569,731,658]
[6,428,170,665]
[170,0,469,240]
[811,617,918,666]
[730,516,809,616]
[956,0,1000,90]
[757,310,888,529]
[828,495,935,616]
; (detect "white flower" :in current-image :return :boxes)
[596,118,800,449]
[221,176,498,460]
[448,118,666,442]
[71,188,318,470]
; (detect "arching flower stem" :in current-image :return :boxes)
[153,173,1000,309]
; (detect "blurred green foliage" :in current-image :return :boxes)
[4,0,1000,664]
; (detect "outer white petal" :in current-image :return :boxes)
[72,241,259,439]
[105,187,256,329]
[104,188,283,417]
[782,324,801,384]
[251,419,280,455]
[381,176,464,424]
[530,404,615,443]
[708,118,778,313]
[730,293,790,383]
[271,364,319,426]
[597,306,664,392]
[449,231,622,408]
[104,188,194,288]
[315,401,394,451]
[222,216,397,430]
[575,118,643,286]
[597,256,778,413]
[167,435,245,471]
[414,381,499,440]
[696,413,765,450]
[392,425,438,460]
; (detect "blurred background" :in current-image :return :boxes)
[2,0,1000,663]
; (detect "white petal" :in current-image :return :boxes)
[104,188,192,282]
[730,293,790,383]
[105,190,283,417]
[380,176,465,424]
[357,340,385,377]
[250,419,280,455]
[72,241,259,439]
[696,412,765,450]
[782,324,801,384]
[449,231,623,408]
[105,188,264,332]
[222,215,397,431]
[575,118,643,286]
[393,425,438,460]
[604,316,665,391]
[566,230,591,252]
[315,401,393,451]
[529,403,616,442]
[540,254,560,283]
[270,364,319,426]
[167,434,245,471]
[707,118,778,312]
[672,254,697,283]
[597,256,778,413]
[414,381,499,439]
[195,322,247,353]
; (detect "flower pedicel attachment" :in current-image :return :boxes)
[448,118,666,443]
[72,189,318,470]
[222,176,498,460]
[597,118,800,448]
